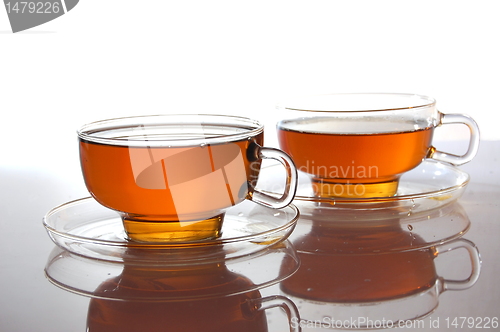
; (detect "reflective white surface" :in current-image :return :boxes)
[0,141,499,331]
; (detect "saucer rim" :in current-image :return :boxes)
[44,240,300,301]
[262,159,470,204]
[43,197,300,250]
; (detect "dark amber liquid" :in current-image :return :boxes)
[80,133,263,242]
[280,209,438,302]
[282,249,437,303]
[87,250,268,332]
[277,118,433,197]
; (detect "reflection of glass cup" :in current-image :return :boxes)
[279,202,481,328]
[78,114,298,242]
[45,242,301,332]
[277,93,480,198]
[86,248,297,332]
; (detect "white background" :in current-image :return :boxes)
[1,0,499,184]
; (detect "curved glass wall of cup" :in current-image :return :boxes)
[278,199,481,330]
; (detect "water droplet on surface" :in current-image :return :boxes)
[407,199,416,216]
[407,224,413,231]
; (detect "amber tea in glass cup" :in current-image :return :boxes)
[277,93,479,198]
[78,114,298,242]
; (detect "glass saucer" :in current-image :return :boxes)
[283,280,443,329]
[44,240,300,301]
[258,159,469,212]
[43,198,299,263]
[288,200,471,253]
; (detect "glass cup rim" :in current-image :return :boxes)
[77,114,264,147]
[278,92,437,113]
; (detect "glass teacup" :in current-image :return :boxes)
[277,93,479,198]
[78,114,298,242]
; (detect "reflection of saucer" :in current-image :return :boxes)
[285,280,440,330]
[290,200,471,251]
[45,240,300,301]
[43,198,299,262]
[258,159,469,212]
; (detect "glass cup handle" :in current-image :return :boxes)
[250,147,298,209]
[435,238,482,292]
[243,295,301,332]
[429,113,480,165]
